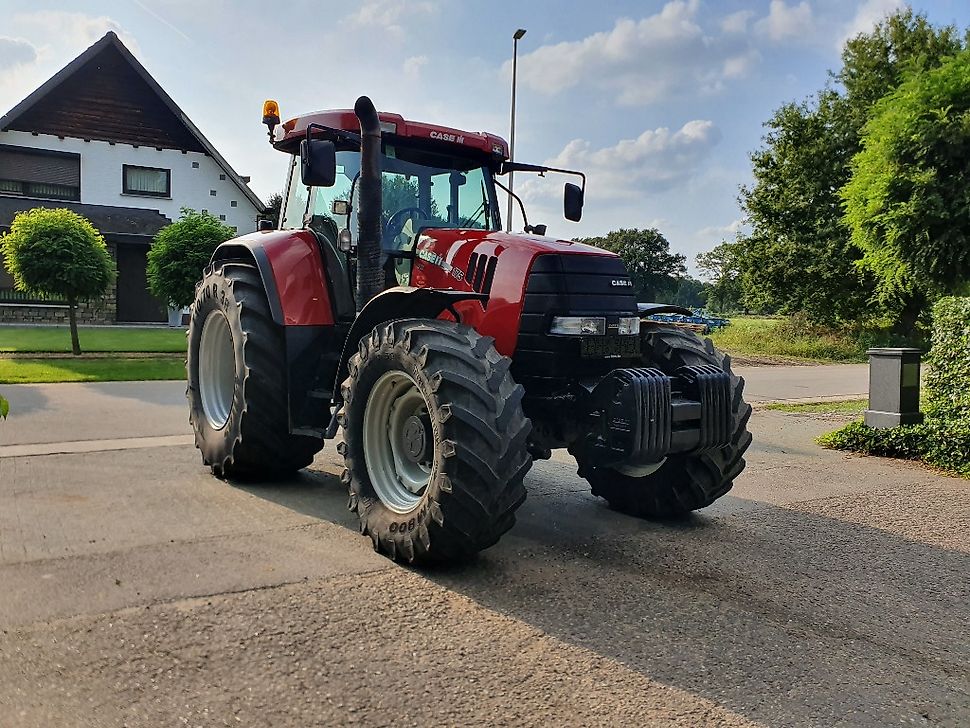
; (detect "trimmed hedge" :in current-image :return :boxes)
[818,297,970,477]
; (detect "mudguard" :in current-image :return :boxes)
[212,230,334,326]
[332,286,488,405]
[637,303,695,317]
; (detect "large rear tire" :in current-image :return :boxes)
[576,325,752,518]
[340,319,531,563]
[187,261,323,477]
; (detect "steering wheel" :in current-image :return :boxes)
[384,207,429,250]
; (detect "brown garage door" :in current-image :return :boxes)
[116,243,166,323]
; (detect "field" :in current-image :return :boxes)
[709,316,869,363]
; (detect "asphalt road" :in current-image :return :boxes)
[0,364,870,449]
[1,365,966,727]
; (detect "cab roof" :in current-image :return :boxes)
[276,109,509,160]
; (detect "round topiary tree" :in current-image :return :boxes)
[147,208,236,313]
[0,208,116,355]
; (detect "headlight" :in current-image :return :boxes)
[617,317,640,335]
[550,316,606,336]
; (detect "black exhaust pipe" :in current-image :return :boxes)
[354,95,383,311]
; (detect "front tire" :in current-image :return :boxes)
[577,325,752,518]
[187,261,322,477]
[340,319,531,563]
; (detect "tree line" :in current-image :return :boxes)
[698,9,970,330]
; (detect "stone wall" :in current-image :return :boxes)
[0,243,117,325]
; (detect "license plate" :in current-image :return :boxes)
[580,335,640,359]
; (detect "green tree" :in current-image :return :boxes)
[147,209,235,310]
[0,208,115,355]
[669,276,707,309]
[740,8,963,326]
[696,241,743,313]
[575,228,687,302]
[842,49,970,320]
[263,193,282,227]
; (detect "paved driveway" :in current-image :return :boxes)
[1,366,966,726]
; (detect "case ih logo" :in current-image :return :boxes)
[611,279,633,287]
[430,131,465,144]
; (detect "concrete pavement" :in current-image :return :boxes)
[0,364,870,451]
[0,364,967,725]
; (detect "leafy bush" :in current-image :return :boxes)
[819,296,970,476]
[817,420,927,460]
[0,207,116,355]
[147,209,235,309]
[923,297,970,419]
[0,394,8,419]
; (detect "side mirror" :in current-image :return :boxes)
[300,139,336,187]
[564,182,584,222]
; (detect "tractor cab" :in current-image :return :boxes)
[268,104,584,291]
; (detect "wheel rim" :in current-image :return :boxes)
[198,310,236,430]
[363,370,434,514]
[615,458,666,478]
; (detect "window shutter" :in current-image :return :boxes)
[0,147,79,186]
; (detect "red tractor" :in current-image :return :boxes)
[186,96,751,562]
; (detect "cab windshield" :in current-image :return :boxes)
[280,143,501,247]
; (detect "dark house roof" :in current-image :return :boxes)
[0,32,265,213]
[0,198,171,240]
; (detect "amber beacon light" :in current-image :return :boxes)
[262,99,281,142]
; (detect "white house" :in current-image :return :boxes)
[0,31,265,324]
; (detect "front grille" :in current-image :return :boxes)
[513,253,640,398]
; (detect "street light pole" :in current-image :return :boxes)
[507,28,526,232]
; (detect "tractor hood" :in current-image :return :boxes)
[416,228,616,260]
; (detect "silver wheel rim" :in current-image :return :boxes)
[615,458,666,478]
[363,370,434,514]
[199,310,236,430]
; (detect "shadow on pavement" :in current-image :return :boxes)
[234,458,970,725]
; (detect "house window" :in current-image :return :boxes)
[123,165,170,197]
[209,189,217,196]
[0,145,80,201]
[219,214,226,221]
[192,161,200,169]
[230,200,237,207]
[219,174,226,180]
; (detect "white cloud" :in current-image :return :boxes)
[10,11,139,55]
[508,0,757,106]
[839,0,903,48]
[755,1,814,43]
[0,37,37,69]
[521,119,721,203]
[697,218,745,241]
[721,10,755,34]
[344,0,435,38]
[403,55,428,80]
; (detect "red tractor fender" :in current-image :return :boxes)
[211,230,334,327]
[329,287,488,412]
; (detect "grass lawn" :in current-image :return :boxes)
[763,398,868,414]
[0,357,186,384]
[0,326,186,353]
[709,316,867,362]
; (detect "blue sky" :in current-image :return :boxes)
[1,0,968,273]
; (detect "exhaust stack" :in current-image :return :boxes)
[354,95,383,311]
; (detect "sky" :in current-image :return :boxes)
[1,0,968,274]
